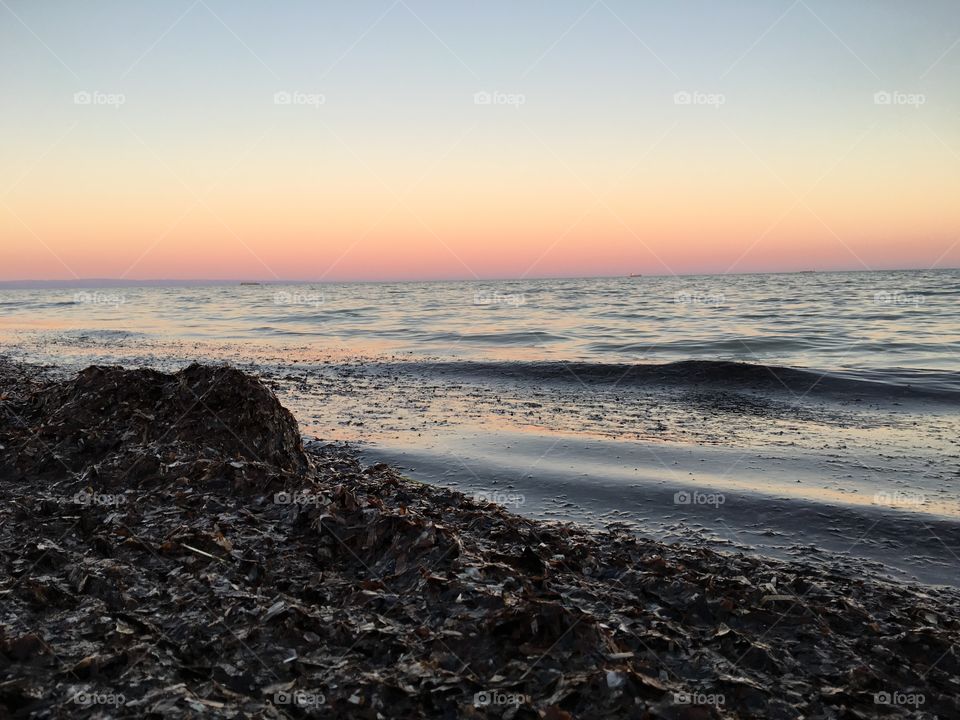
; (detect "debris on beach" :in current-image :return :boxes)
[1,359,958,718]
[2,361,307,487]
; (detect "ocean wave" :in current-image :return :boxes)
[0,299,77,309]
[403,359,960,399]
[423,330,568,344]
[268,308,371,322]
[654,337,831,354]
[62,329,147,339]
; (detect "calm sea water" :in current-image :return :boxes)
[2,270,958,387]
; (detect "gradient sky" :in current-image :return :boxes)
[1,0,959,281]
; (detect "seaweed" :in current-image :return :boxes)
[0,360,957,718]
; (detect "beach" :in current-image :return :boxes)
[1,359,958,718]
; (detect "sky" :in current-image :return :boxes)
[1,0,959,282]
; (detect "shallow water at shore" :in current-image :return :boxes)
[361,428,960,586]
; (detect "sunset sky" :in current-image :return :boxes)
[2,0,959,281]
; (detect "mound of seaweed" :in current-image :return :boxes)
[0,361,307,490]
[1,360,959,719]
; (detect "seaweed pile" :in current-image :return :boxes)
[2,361,307,484]
[1,359,958,719]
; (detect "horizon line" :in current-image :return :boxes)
[0,266,957,289]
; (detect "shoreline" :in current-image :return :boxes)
[360,429,960,588]
[3,337,959,586]
[1,359,959,717]
[4,325,960,400]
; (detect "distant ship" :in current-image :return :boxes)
[628,273,643,278]
[240,282,262,286]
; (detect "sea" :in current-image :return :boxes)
[2,270,958,382]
